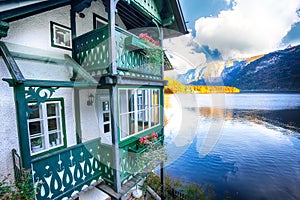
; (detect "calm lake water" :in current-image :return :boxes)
[163,93,300,200]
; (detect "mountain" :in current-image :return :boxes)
[229,46,300,92]
[177,45,300,92]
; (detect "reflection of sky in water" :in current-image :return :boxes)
[196,93,300,110]
[164,94,300,200]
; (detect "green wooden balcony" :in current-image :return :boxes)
[73,25,163,81]
[30,133,164,199]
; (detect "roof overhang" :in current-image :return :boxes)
[0,0,70,22]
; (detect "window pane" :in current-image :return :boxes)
[29,105,40,119]
[120,114,129,139]
[102,101,109,111]
[138,111,143,131]
[104,124,110,133]
[152,90,159,106]
[31,137,44,153]
[103,113,110,122]
[47,103,57,117]
[128,90,135,112]
[119,90,128,114]
[29,121,41,135]
[49,132,60,147]
[151,107,160,125]
[129,112,135,134]
[48,118,58,131]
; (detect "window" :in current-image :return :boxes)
[93,13,108,29]
[119,88,160,140]
[50,21,72,50]
[27,100,65,155]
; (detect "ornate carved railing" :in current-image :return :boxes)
[31,135,164,199]
[31,138,114,200]
[73,25,163,80]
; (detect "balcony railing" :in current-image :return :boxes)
[73,25,163,80]
[30,133,164,199]
[31,138,114,200]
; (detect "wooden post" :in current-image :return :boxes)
[108,0,121,193]
[108,0,118,75]
[14,84,31,169]
[159,26,165,200]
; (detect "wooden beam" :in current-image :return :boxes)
[0,41,25,83]
[14,84,31,169]
[2,78,97,88]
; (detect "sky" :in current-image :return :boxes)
[164,0,300,72]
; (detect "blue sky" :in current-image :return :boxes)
[178,0,300,59]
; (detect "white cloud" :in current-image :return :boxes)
[164,31,206,74]
[224,0,232,5]
[195,0,300,59]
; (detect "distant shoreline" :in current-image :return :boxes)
[240,90,300,94]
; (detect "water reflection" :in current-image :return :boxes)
[164,94,300,200]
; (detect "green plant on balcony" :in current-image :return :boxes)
[131,132,167,198]
[136,132,167,173]
[138,33,163,75]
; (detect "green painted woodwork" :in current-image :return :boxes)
[0,42,25,83]
[73,25,109,76]
[124,0,162,24]
[14,84,32,169]
[116,26,163,80]
[0,20,9,38]
[25,87,59,117]
[73,25,163,80]
[31,136,164,199]
[31,138,115,200]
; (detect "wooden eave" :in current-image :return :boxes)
[0,0,70,22]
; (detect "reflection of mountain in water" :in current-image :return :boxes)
[191,107,300,135]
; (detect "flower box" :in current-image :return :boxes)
[124,36,150,51]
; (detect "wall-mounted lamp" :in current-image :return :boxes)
[87,93,94,106]
[77,12,85,18]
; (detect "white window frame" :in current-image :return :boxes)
[27,100,64,155]
[119,88,161,141]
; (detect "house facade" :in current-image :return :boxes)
[0,0,187,199]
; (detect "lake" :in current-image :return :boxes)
[163,93,300,200]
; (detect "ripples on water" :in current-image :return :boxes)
[164,93,300,200]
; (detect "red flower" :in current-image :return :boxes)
[139,33,159,46]
[152,132,158,138]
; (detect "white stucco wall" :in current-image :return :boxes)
[0,58,19,179]
[2,6,72,54]
[79,89,101,142]
[76,0,126,36]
